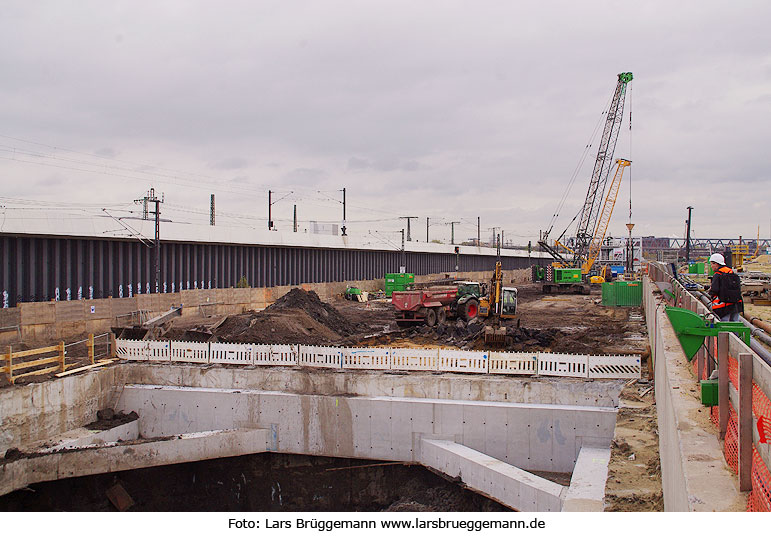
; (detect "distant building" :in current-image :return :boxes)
[310,222,339,236]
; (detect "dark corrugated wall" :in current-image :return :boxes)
[0,234,549,307]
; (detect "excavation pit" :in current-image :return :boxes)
[0,363,628,512]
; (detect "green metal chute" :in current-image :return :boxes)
[664,306,750,361]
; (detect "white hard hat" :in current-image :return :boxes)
[709,253,725,266]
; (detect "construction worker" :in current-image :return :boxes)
[707,253,743,322]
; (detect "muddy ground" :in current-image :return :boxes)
[142,284,649,358]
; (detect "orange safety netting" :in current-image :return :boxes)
[724,403,739,474]
[748,446,771,512]
[710,405,719,427]
[728,355,738,389]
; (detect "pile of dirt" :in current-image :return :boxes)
[266,289,359,335]
[211,288,363,346]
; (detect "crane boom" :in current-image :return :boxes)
[572,72,633,267]
[581,158,631,274]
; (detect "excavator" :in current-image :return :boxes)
[480,261,518,345]
[537,72,634,293]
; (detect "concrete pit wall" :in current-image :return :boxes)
[0,269,532,346]
[1,363,621,456]
[114,384,616,474]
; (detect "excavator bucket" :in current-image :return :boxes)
[484,325,506,346]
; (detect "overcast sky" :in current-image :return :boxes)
[1,1,769,245]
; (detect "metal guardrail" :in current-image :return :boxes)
[114,338,641,379]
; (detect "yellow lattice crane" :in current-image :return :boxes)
[581,158,632,275]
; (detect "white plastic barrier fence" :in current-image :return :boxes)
[437,349,488,374]
[252,344,298,366]
[488,351,538,375]
[170,341,210,363]
[389,348,438,371]
[588,355,642,379]
[115,339,147,361]
[210,342,253,365]
[146,340,171,362]
[341,347,390,370]
[298,345,341,368]
[114,339,641,379]
[538,353,589,378]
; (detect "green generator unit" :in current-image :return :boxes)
[384,273,415,297]
[554,268,582,283]
[601,281,642,306]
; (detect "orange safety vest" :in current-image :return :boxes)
[711,266,735,310]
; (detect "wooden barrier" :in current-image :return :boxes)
[0,341,70,384]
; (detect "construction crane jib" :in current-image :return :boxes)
[572,72,633,268]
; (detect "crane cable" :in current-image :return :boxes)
[628,81,633,227]
[545,92,614,239]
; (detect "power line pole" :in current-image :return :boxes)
[477,217,481,247]
[135,188,164,293]
[341,187,347,236]
[426,217,430,243]
[293,204,297,233]
[268,190,273,230]
[449,221,460,245]
[210,194,215,226]
[489,227,498,248]
[399,216,418,241]
[400,229,406,272]
[685,206,693,263]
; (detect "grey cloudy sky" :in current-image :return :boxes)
[1,1,769,244]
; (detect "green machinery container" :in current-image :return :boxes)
[601,281,642,306]
[601,282,616,306]
[554,268,582,283]
[615,281,642,306]
[384,273,415,297]
[700,379,719,407]
[688,262,705,275]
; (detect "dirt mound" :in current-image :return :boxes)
[266,289,359,335]
[210,288,361,345]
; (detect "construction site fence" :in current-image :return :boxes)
[648,261,771,512]
[114,338,641,379]
[1,332,112,384]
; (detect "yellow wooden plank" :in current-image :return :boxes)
[10,344,60,359]
[11,355,61,371]
[56,359,115,377]
[11,364,61,382]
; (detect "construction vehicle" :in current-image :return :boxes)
[392,282,484,327]
[536,72,634,292]
[480,261,518,345]
[391,262,517,329]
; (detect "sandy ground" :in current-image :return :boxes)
[605,381,663,511]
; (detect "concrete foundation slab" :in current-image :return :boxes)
[562,447,611,511]
[419,438,565,511]
[0,428,268,497]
